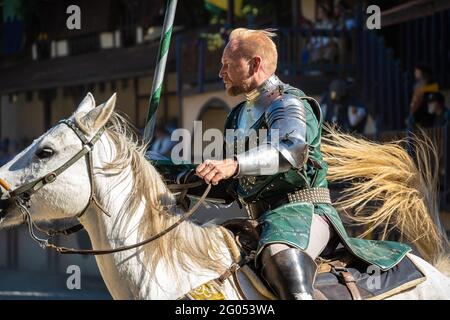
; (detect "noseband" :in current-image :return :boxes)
[2,119,211,255]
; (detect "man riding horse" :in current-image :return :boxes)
[152,28,411,300]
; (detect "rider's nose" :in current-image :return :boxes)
[219,66,225,79]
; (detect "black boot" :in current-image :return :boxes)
[261,248,317,300]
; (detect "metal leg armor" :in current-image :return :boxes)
[261,248,318,300]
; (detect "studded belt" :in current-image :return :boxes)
[243,187,332,219]
[287,187,332,205]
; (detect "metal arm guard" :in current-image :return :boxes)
[236,94,308,176]
[236,144,292,176]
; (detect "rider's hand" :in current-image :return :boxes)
[196,159,238,185]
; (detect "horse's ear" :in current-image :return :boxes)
[75,92,96,114]
[77,93,116,133]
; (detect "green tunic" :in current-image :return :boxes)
[222,87,411,271]
[151,87,411,272]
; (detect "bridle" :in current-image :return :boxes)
[0,117,252,293]
[1,119,210,255]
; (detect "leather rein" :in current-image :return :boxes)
[2,119,210,255]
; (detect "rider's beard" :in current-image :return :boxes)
[225,76,252,96]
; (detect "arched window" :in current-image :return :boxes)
[191,98,230,161]
[197,98,230,133]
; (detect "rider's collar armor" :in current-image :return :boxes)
[236,75,285,138]
[245,74,284,104]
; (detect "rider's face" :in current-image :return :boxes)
[219,42,252,96]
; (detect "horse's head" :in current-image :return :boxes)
[0,93,117,228]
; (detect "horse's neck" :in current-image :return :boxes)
[80,140,233,299]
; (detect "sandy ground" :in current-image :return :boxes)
[0,269,112,300]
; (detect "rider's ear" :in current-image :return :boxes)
[77,93,116,133]
[75,92,96,115]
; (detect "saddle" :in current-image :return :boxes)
[221,218,426,300]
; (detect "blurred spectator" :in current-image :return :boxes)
[36,32,51,60]
[148,123,176,158]
[321,78,368,134]
[316,3,335,30]
[409,64,439,127]
[426,92,449,127]
[333,0,356,31]
[309,4,338,63]
[333,0,355,67]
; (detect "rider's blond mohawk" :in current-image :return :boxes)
[229,28,278,40]
[228,28,278,75]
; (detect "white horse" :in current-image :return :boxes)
[0,93,448,300]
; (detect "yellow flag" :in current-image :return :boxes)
[205,0,243,17]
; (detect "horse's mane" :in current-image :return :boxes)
[92,113,229,278]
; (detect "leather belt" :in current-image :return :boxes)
[243,187,332,219]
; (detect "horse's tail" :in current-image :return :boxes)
[321,125,449,265]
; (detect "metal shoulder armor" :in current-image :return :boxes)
[265,93,308,169]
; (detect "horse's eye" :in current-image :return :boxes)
[36,148,54,159]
